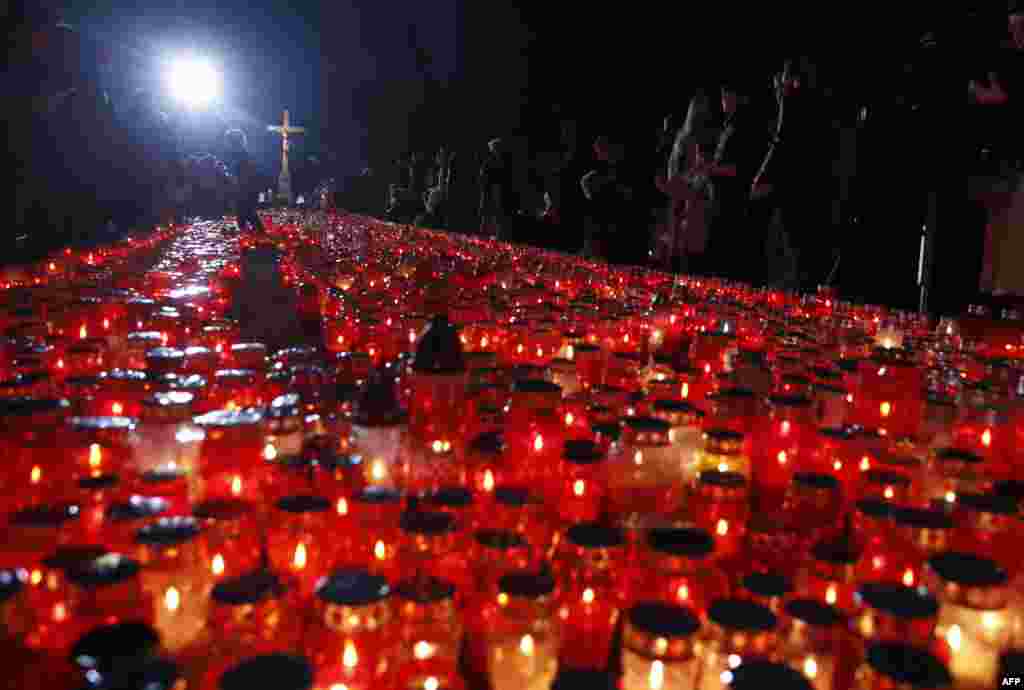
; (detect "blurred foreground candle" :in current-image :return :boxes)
[487,572,559,690]
[927,551,1012,690]
[725,660,815,690]
[268,495,333,600]
[852,583,939,647]
[620,603,702,690]
[218,653,314,690]
[852,642,952,690]
[135,517,206,652]
[778,599,844,690]
[392,576,462,683]
[69,620,164,690]
[607,417,680,529]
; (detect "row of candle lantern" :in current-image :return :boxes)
[3,213,1024,690]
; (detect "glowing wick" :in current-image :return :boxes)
[374,540,387,560]
[519,634,535,657]
[164,586,181,612]
[716,519,729,536]
[826,585,837,605]
[212,554,225,576]
[649,660,665,689]
[88,443,103,470]
[263,443,278,461]
[342,640,358,669]
[533,435,544,452]
[482,469,495,492]
[231,476,243,496]
[582,588,595,604]
[573,479,586,497]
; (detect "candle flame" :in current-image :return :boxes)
[111,402,124,416]
[946,624,962,652]
[371,460,386,481]
[374,540,387,561]
[53,602,67,621]
[293,543,308,570]
[902,568,915,587]
[582,588,595,604]
[342,640,358,668]
[945,491,956,504]
[263,443,278,461]
[30,570,42,586]
[677,584,689,601]
[880,401,892,418]
[982,612,1001,630]
[803,657,818,679]
[79,325,88,340]
[231,476,243,496]
[681,382,689,399]
[716,519,729,536]
[56,358,64,369]
[30,466,41,485]
[414,641,434,660]
[780,421,791,436]
[519,634,535,657]
[728,654,742,669]
[860,456,871,471]
[88,444,103,470]
[533,435,544,452]
[103,318,110,330]
[336,498,348,515]
[482,469,495,492]
[573,479,586,497]
[777,451,787,465]
[982,428,993,448]
[826,585,837,605]
[846,393,854,404]
[424,678,439,690]
[649,660,665,689]
[164,586,181,612]
[565,412,575,426]
[872,556,885,571]
[517,344,524,355]
[884,486,895,500]
[536,347,544,358]
[498,592,509,607]
[212,554,225,576]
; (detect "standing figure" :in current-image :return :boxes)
[479,139,510,238]
[267,109,305,205]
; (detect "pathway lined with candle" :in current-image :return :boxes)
[2,213,1024,690]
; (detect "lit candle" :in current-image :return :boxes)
[489,631,558,690]
[620,603,701,690]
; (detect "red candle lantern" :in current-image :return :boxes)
[340,487,403,579]
[554,440,607,524]
[607,417,680,529]
[192,499,262,583]
[798,539,860,614]
[65,553,152,636]
[67,621,163,690]
[853,642,952,690]
[1,504,82,570]
[637,528,728,614]
[701,599,779,686]
[391,576,463,686]
[409,315,468,451]
[194,409,267,503]
[736,571,793,616]
[554,524,627,670]
[690,470,750,564]
[851,582,939,647]
[782,473,844,545]
[308,570,392,690]
[267,496,334,601]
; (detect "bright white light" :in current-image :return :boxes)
[168,58,220,107]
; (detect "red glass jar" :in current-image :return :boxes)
[267,496,335,601]
[553,524,628,670]
[307,570,392,690]
[782,473,844,545]
[192,499,262,584]
[194,410,267,504]
[636,528,728,615]
[798,540,860,615]
[689,471,750,564]
[391,576,463,686]
[338,487,404,580]
[65,553,153,639]
[851,582,939,647]
[398,510,470,600]
[555,440,608,524]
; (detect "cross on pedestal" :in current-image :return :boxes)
[267,109,305,205]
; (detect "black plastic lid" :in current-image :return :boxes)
[699,471,748,489]
[811,539,860,565]
[563,439,604,465]
[856,583,939,619]
[193,499,251,521]
[316,569,390,606]
[704,428,744,443]
[100,658,182,690]
[218,654,314,690]
[856,499,894,519]
[425,487,473,508]
[11,503,80,527]
[958,492,1018,515]
[784,598,844,627]
[928,551,1008,587]
[394,576,456,603]
[817,426,853,440]
[400,510,455,535]
[627,602,700,637]
[79,474,120,491]
[995,479,1024,501]
[476,529,527,550]
[709,387,756,400]
[550,670,615,690]
[792,472,840,491]
[135,517,200,546]
[512,379,562,395]
[43,546,108,571]
[590,422,622,440]
[709,599,777,631]
[212,571,283,605]
[469,431,505,455]
[141,467,187,484]
[648,528,714,557]
[624,416,671,433]
[275,495,331,514]
[767,394,813,408]
[741,572,792,598]
[892,506,954,530]
[935,447,983,464]
[864,470,911,487]
[0,570,24,602]
[67,553,141,588]
[652,399,704,415]
[494,487,531,506]
[566,523,625,549]
[108,497,170,522]
[354,486,402,504]
[727,661,814,690]
[71,621,160,674]
[865,643,952,688]
[499,571,556,599]
[0,397,69,417]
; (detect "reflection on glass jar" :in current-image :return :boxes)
[620,603,702,690]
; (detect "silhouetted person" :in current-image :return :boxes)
[581,136,641,264]
[480,138,511,238]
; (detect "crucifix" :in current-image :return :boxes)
[267,109,305,204]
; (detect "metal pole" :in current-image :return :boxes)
[919,190,937,313]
